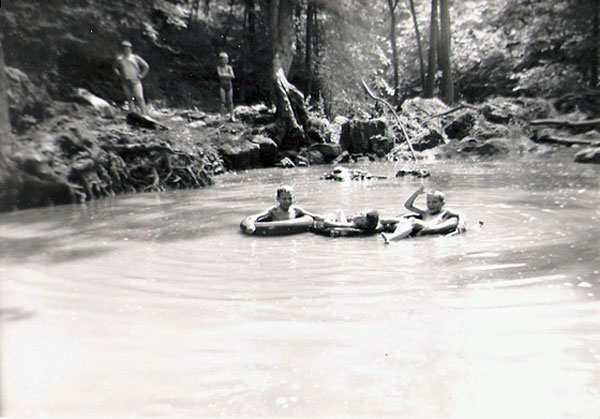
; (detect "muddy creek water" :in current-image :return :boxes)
[1,152,599,417]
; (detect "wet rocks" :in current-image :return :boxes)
[412,128,446,151]
[307,143,343,162]
[434,136,515,159]
[219,140,262,170]
[251,135,278,167]
[445,111,476,140]
[395,168,431,178]
[320,166,387,181]
[574,147,600,164]
[0,153,76,211]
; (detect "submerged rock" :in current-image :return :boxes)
[321,166,387,181]
[395,168,431,178]
[574,147,600,164]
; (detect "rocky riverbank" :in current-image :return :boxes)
[2,85,599,214]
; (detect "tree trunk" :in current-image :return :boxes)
[270,0,308,150]
[305,1,315,98]
[424,0,439,98]
[0,39,11,160]
[591,0,599,87]
[439,0,454,104]
[408,0,426,91]
[240,0,256,103]
[387,0,400,102]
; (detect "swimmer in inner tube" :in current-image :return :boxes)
[381,185,466,243]
[242,184,323,233]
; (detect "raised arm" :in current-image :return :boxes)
[404,185,426,216]
[136,56,149,79]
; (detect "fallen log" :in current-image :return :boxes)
[530,118,600,128]
[531,133,598,146]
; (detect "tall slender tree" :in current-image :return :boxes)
[386,0,401,101]
[438,0,453,104]
[305,0,317,97]
[408,0,426,91]
[240,0,257,103]
[0,39,11,159]
[424,0,439,97]
[591,0,599,87]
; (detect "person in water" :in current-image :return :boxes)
[381,185,465,243]
[113,40,150,115]
[216,51,236,122]
[320,209,380,231]
[242,184,322,233]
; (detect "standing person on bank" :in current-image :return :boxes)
[113,40,149,115]
[216,51,235,121]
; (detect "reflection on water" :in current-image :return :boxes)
[1,153,599,417]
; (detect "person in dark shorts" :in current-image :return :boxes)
[113,40,149,115]
[217,51,235,121]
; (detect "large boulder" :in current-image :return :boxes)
[250,135,278,167]
[218,140,262,170]
[413,128,446,151]
[434,136,514,159]
[369,134,394,157]
[5,66,50,131]
[339,118,387,154]
[445,111,476,140]
[0,148,76,211]
[306,115,331,144]
[307,143,342,163]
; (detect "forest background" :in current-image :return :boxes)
[0,0,599,211]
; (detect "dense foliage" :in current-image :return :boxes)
[1,0,598,118]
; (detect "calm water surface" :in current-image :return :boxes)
[1,152,599,417]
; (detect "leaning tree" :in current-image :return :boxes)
[269,0,310,150]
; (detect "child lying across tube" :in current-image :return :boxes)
[381,185,466,244]
[318,209,380,231]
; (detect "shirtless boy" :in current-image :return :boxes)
[217,52,235,122]
[381,185,465,243]
[113,40,149,115]
[242,185,321,233]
